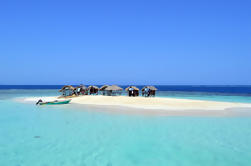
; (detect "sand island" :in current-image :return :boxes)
[22,96,251,117]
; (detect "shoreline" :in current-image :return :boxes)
[17,95,251,117]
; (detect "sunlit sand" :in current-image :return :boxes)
[21,95,251,116]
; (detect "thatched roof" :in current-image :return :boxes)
[141,86,148,91]
[125,86,139,91]
[99,85,109,91]
[104,85,123,91]
[149,86,157,90]
[88,85,99,90]
[142,86,158,91]
[59,85,75,92]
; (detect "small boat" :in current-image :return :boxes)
[38,99,71,105]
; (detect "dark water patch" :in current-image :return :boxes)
[34,136,41,138]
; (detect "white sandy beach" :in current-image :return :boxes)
[20,96,251,116]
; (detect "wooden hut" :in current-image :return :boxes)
[88,86,99,95]
[59,85,75,97]
[142,86,157,97]
[125,86,139,97]
[102,85,123,96]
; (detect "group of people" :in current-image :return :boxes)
[88,86,99,95]
[77,89,88,96]
[73,87,97,96]
[128,88,139,97]
[142,87,156,97]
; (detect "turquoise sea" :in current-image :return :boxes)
[1,88,251,166]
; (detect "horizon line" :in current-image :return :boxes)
[0,84,251,86]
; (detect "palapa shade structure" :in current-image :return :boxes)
[141,86,158,91]
[100,85,109,95]
[59,85,75,97]
[125,86,139,91]
[99,85,109,91]
[125,86,139,97]
[59,85,75,92]
[88,85,99,95]
[104,85,123,91]
[102,85,123,96]
[141,86,157,97]
[148,86,158,91]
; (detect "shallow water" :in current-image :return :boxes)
[157,91,251,103]
[0,90,251,166]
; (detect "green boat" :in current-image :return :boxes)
[38,99,71,105]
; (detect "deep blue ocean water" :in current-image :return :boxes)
[0,86,251,166]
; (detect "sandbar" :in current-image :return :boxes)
[19,96,251,117]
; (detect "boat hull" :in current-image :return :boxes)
[39,99,71,105]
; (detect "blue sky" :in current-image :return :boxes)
[0,0,250,85]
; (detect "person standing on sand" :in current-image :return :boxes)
[129,87,133,97]
[77,88,81,95]
[144,88,149,97]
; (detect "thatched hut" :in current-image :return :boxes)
[125,86,139,97]
[99,85,109,95]
[59,85,75,96]
[142,86,157,97]
[102,85,123,96]
[88,85,99,95]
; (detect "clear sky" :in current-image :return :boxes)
[0,0,250,85]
